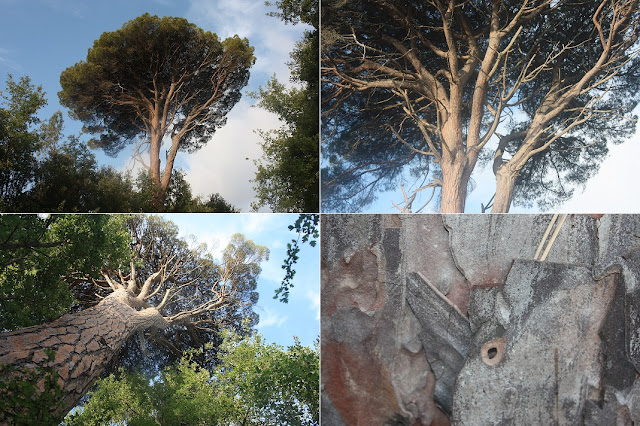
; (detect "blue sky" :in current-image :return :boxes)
[0,0,310,212]
[162,213,319,348]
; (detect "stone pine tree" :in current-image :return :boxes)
[322,0,640,213]
[0,218,268,420]
[59,13,255,211]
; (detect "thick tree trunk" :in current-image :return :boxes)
[438,148,477,213]
[491,167,517,213]
[439,161,471,213]
[149,130,167,212]
[0,289,168,418]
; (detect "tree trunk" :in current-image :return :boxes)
[491,167,517,213]
[0,289,168,418]
[439,154,475,213]
[149,129,167,212]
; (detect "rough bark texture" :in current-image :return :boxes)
[322,214,640,424]
[0,289,168,417]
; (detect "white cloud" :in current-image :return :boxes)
[185,0,309,86]
[259,256,286,284]
[158,0,311,212]
[183,100,282,212]
[305,288,320,321]
[240,214,277,234]
[256,306,287,329]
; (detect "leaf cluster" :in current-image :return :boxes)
[275,214,319,303]
[0,214,130,330]
[65,330,319,425]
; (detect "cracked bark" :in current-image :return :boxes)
[0,288,169,417]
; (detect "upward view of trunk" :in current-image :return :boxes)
[0,289,168,418]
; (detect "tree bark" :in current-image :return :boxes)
[0,288,168,418]
[491,166,517,213]
[148,125,167,211]
[439,158,473,213]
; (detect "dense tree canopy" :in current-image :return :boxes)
[322,0,640,212]
[59,13,255,209]
[0,214,130,331]
[65,330,319,425]
[0,74,238,213]
[103,216,264,376]
[251,0,319,213]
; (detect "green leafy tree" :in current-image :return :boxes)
[322,0,640,213]
[0,74,46,210]
[64,330,319,425]
[251,0,319,213]
[59,13,255,210]
[108,217,263,376]
[201,192,239,213]
[0,214,130,330]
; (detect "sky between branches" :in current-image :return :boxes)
[164,213,319,348]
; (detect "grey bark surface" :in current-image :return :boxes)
[322,214,640,425]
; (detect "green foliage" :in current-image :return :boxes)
[65,331,319,425]
[63,369,155,426]
[0,214,130,330]
[0,74,46,209]
[275,214,319,303]
[251,0,319,213]
[211,330,319,425]
[0,349,63,424]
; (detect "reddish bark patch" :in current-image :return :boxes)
[323,342,401,425]
[322,248,386,317]
[445,280,470,317]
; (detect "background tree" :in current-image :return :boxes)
[0,75,45,210]
[100,216,259,376]
[0,215,268,420]
[251,0,319,213]
[64,330,319,426]
[59,13,255,210]
[322,0,640,213]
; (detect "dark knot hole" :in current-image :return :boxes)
[487,347,498,359]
